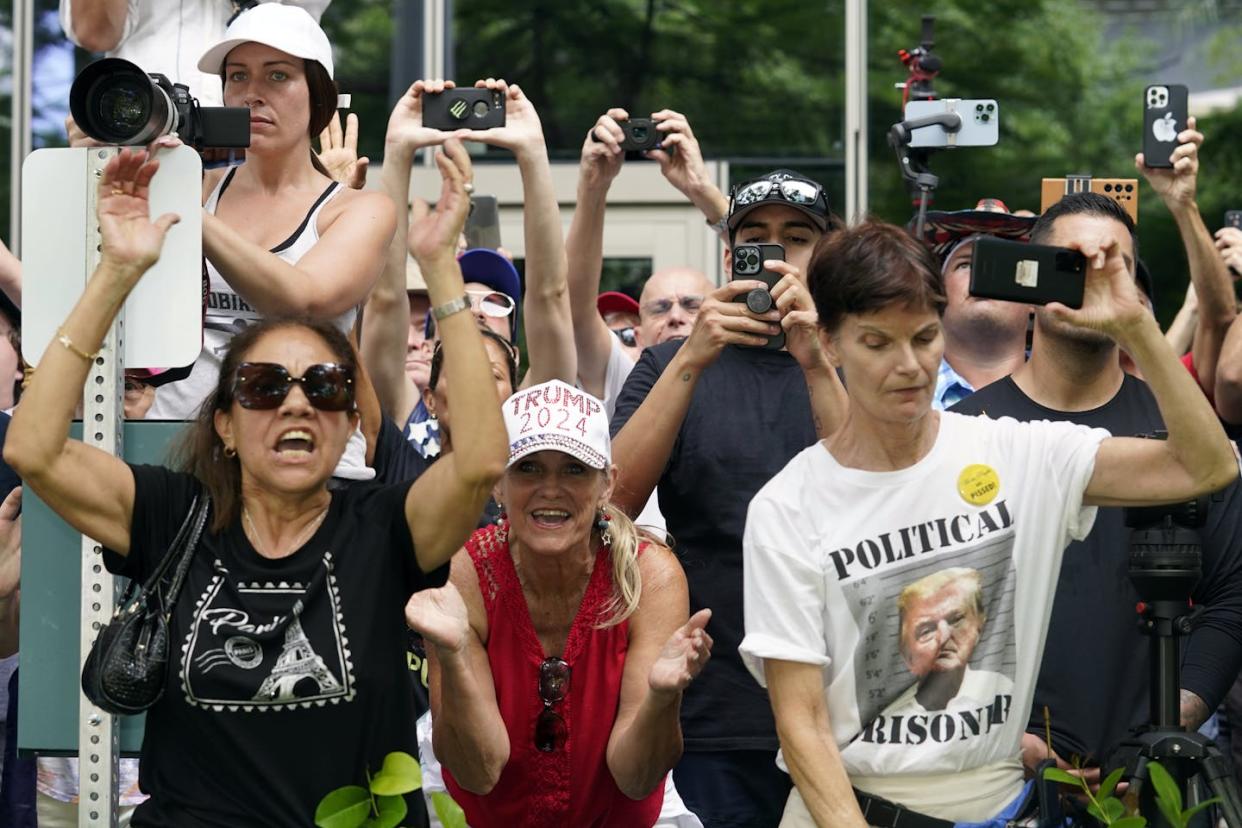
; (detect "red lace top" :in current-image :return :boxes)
[442,524,665,827]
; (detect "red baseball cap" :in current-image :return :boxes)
[596,291,640,318]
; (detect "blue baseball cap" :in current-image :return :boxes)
[424,248,523,340]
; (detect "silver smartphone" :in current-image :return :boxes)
[905,99,999,148]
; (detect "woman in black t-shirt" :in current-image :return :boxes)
[7,141,507,826]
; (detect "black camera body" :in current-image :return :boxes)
[422,88,506,131]
[70,58,249,149]
[732,243,785,350]
[619,118,660,152]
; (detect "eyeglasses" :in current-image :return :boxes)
[729,176,825,213]
[642,295,703,318]
[232,362,355,411]
[535,656,571,752]
[467,289,516,319]
[611,326,637,348]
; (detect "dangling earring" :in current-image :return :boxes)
[495,505,508,543]
[595,507,612,548]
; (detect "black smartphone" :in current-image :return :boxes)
[422,88,506,131]
[732,243,786,350]
[1142,84,1188,169]
[1225,211,1242,230]
[619,118,660,153]
[465,195,501,250]
[969,237,1086,309]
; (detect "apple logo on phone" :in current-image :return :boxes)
[1153,112,1178,143]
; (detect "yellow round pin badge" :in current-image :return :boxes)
[957,464,1000,506]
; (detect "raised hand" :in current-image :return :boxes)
[579,108,628,189]
[1217,226,1242,278]
[679,282,783,370]
[0,487,20,601]
[769,263,828,371]
[386,79,463,151]
[405,581,472,654]
[648,110,711,201]
[97,149,181,278]
[1135,115,1202,207]
[317,111,369,189]
[1045,235,1148,342]
[408,138,474,267]
[462,79,546,160]
[648,608,713,696]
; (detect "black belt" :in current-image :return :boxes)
[854,789,956,828]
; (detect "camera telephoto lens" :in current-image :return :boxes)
[980,113,990,122]
[631,126,648,142]
[97,82,149,133]
[986,103,994,111]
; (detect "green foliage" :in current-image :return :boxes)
[314,751,428,828]
[431,791,469,828]
[1041,759,1221,826]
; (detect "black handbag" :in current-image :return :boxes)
[81,492,211,715]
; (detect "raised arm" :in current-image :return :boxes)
[202,186,395,319]
[766,659,869,827]
[610,281,778,516]
[60,0,129,53]
[466,80,575,386]
[361,80,460,424]
[404,140,508,571]
[408,556,509,794]
[1212,228,1242,422]
[773,266,849,439]
[1137,118,1234,396]
[1049,236,1238,505]
[0,487,21,658]
[4,149,181,554]
[606,546,710,799]
[648,110,729,228]
[566,109,627,398]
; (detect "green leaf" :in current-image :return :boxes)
[1087,800,1105,822]
[1043,767,1084,787]
[370,752,423,796]
[431,792,468,828]
[1100,796,1126,822]
[314,785,372,828]
[1098,766,1126,800]
[1147,761,1184,819]
[366,794,407,828]
[1180,798,1221,823]
[1112,817,1148,828]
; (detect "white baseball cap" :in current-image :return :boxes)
[503,380,610,470]
[198,3,334,79]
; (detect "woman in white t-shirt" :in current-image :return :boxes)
[738,217,1237,826]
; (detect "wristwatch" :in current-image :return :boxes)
[431,295,471,321]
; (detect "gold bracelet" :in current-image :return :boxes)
[56,327,100,361]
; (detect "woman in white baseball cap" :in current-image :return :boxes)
[148,3,395,481]
[406,379,713,827]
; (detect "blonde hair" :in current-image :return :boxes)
[597,501,650,628]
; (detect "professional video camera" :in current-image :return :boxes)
[70,58,250,149]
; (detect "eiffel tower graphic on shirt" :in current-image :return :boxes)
[254,616,343,702]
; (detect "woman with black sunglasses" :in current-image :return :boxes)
[6,140,507,827]
[406,379,714,828]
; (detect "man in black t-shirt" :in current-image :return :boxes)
[951,192,1242,777]
[611,169,841,828]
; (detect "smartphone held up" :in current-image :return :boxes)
[732,243,786,350]
[1142,84,1188,169]
[969,237,1086,309]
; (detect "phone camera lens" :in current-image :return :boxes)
[980,113,990,122]
[1125,184,1134,192]
[472,100,489,118]
[1104,183,1113,192]
[986,103,994,111]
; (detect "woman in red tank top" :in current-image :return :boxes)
[406,380,713,828]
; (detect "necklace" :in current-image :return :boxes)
[243,504,329,558]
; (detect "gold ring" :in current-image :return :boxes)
[110,188,125,196]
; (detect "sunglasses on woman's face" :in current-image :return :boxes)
[535,656,571,752]
[611,326,637,348]
[232,362,355,411]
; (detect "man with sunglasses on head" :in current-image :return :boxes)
[608,169,844,828]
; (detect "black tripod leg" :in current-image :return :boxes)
[1203,752,1242,828]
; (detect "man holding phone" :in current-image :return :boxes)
[952,192,1242,781]
[609,169,843,828]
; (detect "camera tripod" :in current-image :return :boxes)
[1103,507,1242,828]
